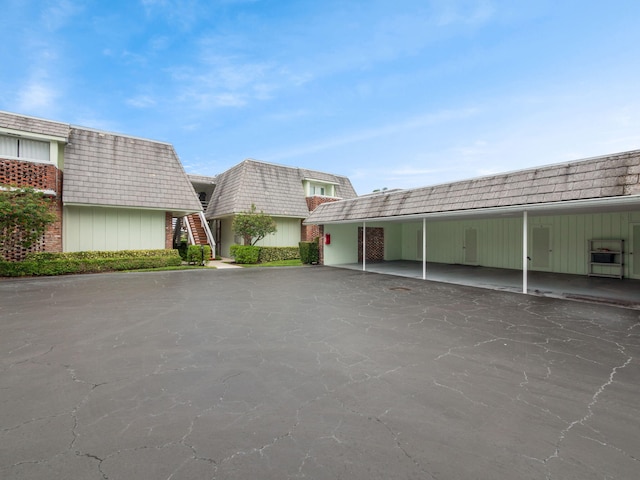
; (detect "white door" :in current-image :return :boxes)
[464,227,478,265]
[630,224,640,279]
[531,225,551,270]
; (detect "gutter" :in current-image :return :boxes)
[304,195,640,225]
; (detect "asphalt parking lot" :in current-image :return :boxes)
[1,266,639,479]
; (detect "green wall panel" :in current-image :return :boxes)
[63,206,165,252]
[331,210,640,277]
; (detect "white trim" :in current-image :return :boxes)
[310,195,640,225]
[63,202,201,215]
[0,126,67,143]
[522,211,528,294]
[422,218,426,280]
[362,221,367,271]
[303,177,340,186]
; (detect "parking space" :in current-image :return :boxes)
[1,267,639,479]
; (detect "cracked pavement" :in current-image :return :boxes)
[1,266,639,479]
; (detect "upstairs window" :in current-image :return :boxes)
[308,182,335,197]
[311,184,326,196]
[0,134,50,162]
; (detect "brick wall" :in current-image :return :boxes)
[302,196,340,242]
[1,159,63,261]
[317,225,325,264]
[0,159,60,191]
[165,212,174,249]
[358,226,384,262]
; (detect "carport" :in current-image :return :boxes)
[305,150,640,307]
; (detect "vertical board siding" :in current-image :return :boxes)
[255,217,302,248]
[388,210,638,276]
[63,206,165,252]
[323,223,359,265]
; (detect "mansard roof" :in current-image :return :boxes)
[206,159,357,219]
[63,127,202,215]
[0,110,69,140]
[305,150,640,224]
[1,111,202,215]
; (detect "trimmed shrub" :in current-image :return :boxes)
[0,249,182,277]
[186,245,212,265]
[177,241,188,260]
[231,245,260,264]
[299,240,319,264]
[257,246,300,263]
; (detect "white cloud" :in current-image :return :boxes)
[15,75,59,114]
[271,107,480,160]
[126,95,157,108]
[42,0,85,31]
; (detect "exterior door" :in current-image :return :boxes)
[464,227,478,265]
[631,224,640,279]
[531,225,551,270]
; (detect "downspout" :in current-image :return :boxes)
[362,221,367,271]
[422,217,427,280]
[522,210,528,294]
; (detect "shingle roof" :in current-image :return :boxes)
[63,127,202,214]
[0,110,69,139]
[206,159,357,219]
[305,150,640,224]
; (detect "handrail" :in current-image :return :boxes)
[198,211,216,251]
[183,215,195,245]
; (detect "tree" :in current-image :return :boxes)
[0,186,58,260]
[232,204,277,246]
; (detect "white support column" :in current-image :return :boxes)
[522,210,528,294]
[362,221,367,271]
[422,218,427,280]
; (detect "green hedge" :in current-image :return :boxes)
[299,239,319,264]
[229,245,260,264]
[1,249,182,277]
[258,246,300,263]
[186,245,212,265]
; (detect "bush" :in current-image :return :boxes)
[177,241,188,260]
[230,245,260,264]
[299,239,319,264]
[186,245,212,265]
[257,246,300,263]
[0,249,182,277]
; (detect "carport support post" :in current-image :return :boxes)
[422,218,427,280]
[362,221,366,271]
[522,210,528,294]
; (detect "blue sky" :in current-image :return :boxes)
[2,0,640,194]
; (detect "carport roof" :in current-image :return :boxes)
[305,149,640,224]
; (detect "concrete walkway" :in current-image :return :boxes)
[206,257,243,269]
[1,267,639,479]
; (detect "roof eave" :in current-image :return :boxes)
[304,195,640,224]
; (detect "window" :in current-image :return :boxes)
[311,184,326,196]
[0,134,50,162]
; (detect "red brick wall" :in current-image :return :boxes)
[302,196,340,242]
[358,227,384,262]
[0,159,60,191]
[165,212,174,249]
[318,225,325,264]
[1,159,63,261]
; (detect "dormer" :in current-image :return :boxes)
[303,178,339,198]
